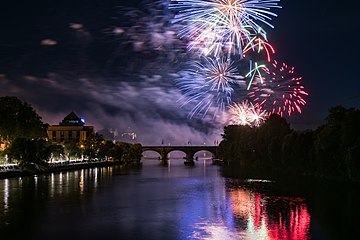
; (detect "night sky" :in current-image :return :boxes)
[1,0,359,145]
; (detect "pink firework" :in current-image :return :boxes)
[247,60,308,116]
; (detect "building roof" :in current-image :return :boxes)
[59,111,85,126]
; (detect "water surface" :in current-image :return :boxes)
[1,159,359,239]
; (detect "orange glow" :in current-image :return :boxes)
[230,189,254,218]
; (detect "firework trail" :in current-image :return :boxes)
[247,60,308,116]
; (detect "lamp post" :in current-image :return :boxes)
[80,144,85,161]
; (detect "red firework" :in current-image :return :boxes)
[247,60,308,116]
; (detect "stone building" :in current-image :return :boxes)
[47,111,94,143]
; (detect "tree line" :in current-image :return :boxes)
[218,106,360,182]
[0,96,142,172]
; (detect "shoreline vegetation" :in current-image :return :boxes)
[1,96,359,184]
[0,160,142,180]
[217,106,360,184]
[0,96,143,178]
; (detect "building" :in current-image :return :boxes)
[47,111,94,144]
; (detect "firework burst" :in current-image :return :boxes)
[176,56,246,117]
[169,0,281,57]
[228,100,268,127]
[247,60,308,116]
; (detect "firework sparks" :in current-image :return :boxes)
[245,61,266,89]
[248,60,308,116]
[176,56,246,117]
[243,36,275,62]
[228,100,268,126]
[169,0,281,57]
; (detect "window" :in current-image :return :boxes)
[60,131,64,142]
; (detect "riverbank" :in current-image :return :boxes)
[220,163,360,186]
[0,161,138,179]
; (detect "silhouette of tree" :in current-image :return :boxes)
[48,144,64,162]
[82,133,104,160]
[219,106,360,182]
[5,138,51,172]
[129,143,142,163]
[63,141,81,160]
[0,96,47,148]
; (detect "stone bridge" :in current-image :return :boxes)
[142,145,218,165]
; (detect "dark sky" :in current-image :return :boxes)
[1,0,359,145]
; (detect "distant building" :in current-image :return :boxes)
[47,111,94,144]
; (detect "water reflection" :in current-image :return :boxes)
[0,162,357,239]
[3,179,9,211]
[0,167,115,217]
[190,179,310,240]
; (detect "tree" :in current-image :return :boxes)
[0,96,47,148]
[218,106,360,182]
[82,133,104,160]
[111,144,124,161]
[48,144,65,162]
[313,106,348,177]
[114,142,142,164]
[5,138,51,172]
[63,141,81,160]
[117,142,131,162]
[259,114,292,165]
[129,143,143,163]
[98,140,115,161]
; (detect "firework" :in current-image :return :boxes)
[243,36,275,62]
[169,0,281,57]
[247,60,308,116]
[245,60,266,89]
[176,56,246,117]
[228,100,268,126]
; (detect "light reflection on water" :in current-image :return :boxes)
[189,181,310,240]
[0,159,357,239]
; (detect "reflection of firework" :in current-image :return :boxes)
[248,60,308,116]
[228,100,268,127]
[176,56,246,117]
[170,0,281,57]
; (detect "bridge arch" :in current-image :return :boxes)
[141,150,161,161]
[193,150,216,160]
[167,150,187,160]
[141,146,218,165]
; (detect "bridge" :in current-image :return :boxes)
[142,145,218,166]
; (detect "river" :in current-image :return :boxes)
[0,159,359,240]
